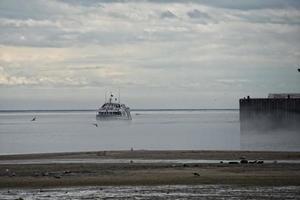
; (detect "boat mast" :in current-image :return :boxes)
[109,91,112,103]
[118,89,120,103]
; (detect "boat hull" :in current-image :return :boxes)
[96,115,132,120]
[96,109,132,120]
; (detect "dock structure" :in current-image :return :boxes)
[240,94,300,131]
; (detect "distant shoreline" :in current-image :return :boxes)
[0,108,239,113]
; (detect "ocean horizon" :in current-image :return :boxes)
[0,108,239,113]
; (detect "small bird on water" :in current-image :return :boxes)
[31,116,36,121]
[92,123,98,127]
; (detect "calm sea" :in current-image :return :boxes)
[0,110,299,154]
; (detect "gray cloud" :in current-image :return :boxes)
[0,0,299,109]
[57,0,300,10]
[59,0,104,7]
[55,0,300,10]
[160,10,177,19]
[147,0,300,10]
[186,9,213,24]
[66,66,104,70]
[0,0,77,20]
[233,11,300,25]
[187,9,210,19]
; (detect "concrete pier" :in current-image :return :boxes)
[239,94,300,150]
[240,95,300,131]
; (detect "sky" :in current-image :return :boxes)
[0,0,299,109]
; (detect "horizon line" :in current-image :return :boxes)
[0,108,239,113]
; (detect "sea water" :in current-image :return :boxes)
[0,110,299,155]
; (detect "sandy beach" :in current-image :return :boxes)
[1,150,300,188]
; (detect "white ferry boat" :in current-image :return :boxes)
[96,93,132,120]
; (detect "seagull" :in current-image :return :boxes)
[92,123,98,127]
[31,116,36,121]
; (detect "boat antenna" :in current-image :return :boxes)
[105,91,107,103]
[118,88,120,103]
[109,91,112,103]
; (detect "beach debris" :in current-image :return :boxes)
[4,168,17,177]
[53,175,61,179]
[220,161,223,164]
[193,172,200,176]
[42,172,49,176]
[15,198,24,200]
[33,172,40,177]
[228,161,239,164]
[64,170,72,174]
[9,172,16,177]
[130,160,134,164]
[183,164,189,167]
[31,116,37,121]
[273,160,278,164]
[257,160,264,164]
[240,159,248,164]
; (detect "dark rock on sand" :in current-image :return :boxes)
[240,159,248,164]
[193,172,200,176]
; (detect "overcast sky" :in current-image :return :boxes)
[0,0,299,109]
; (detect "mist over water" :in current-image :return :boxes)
[240,112,300,151]
[0,110,299,155]
[0,110,240,155]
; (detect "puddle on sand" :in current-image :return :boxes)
[1,185,299,200]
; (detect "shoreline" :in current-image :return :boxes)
[1,150,300,188]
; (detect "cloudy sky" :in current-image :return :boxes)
[0,0,299,109]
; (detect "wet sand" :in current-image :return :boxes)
[1,185,300,200]
[0,150,300,188]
